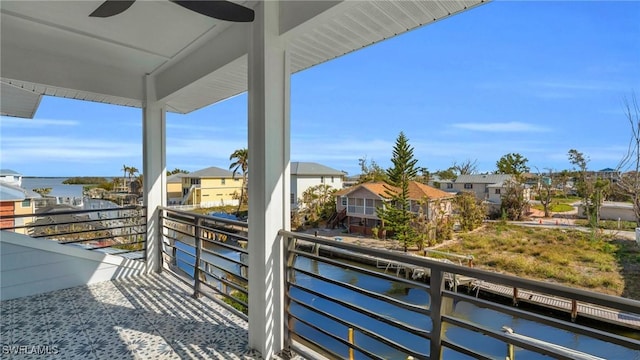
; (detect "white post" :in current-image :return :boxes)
[247,0,291,357]
[143,74,167,272]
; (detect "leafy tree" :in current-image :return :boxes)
[300,184,336,221]
[535,168,554,217]
[616,93,640,226]
[229,148,248,214]
[377,132,418,252]
[496,153,529,178]
[121,164,129,192]
[167,168,189,176]
[556,169,572,197]
[411,196,453,249]
[357,156,387,183]
[435,168,457,181]
[418,167,430,184]
[127,166,139,193]
[568,149,597,226]
[453,192,485,231]
[500,179,529,220]
[452,159,478,176]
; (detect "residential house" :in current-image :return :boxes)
[453,174,514,203]
[334,181,454,235]
[180,167,243,207]
[291,162,344,208]
[428,174,456,193]
[167,172,186,205]
[0,169,22,187]
[0,182,40,234]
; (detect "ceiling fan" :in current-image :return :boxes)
[90,0,254,22]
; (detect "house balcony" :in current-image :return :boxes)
[2,207,639,359]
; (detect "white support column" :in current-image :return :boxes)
[143,74,167,273]
[247,0,291,357]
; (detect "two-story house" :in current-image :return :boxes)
[334,181,454,235]
[180,167,243,207]
[291,162,344,209]
[167,172,186,205]
[0,169,23,187]
[452,174,514,203]
[0,182,40,233]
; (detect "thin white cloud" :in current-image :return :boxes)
[0,117,79,127]
[451,121,550,133]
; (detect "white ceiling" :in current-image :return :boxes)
[0,0,487,118]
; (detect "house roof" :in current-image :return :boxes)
[0,182,41,201]
[1,1,486,118]
[184,167,234,179]
[336,181,453,201]
[455,174,513,184]
[291,162,344,176]
[167,173,187,183]
[0,169,21,176]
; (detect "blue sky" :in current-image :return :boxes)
[1,1,639,177]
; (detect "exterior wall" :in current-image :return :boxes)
[1,231,145,300]
[292,175,343,206]
[340,187,383,220]
[181,177,242,206]
[487,187,504,204]
[0,201,15,229]
[12,198,35,234]
[453,182,489,201]
[578,203,636,222]
[167,182,183,205]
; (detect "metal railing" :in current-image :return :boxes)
[159,207,249,320]
[280,230,640,360]
[1,206,147,260]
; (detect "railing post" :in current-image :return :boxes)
[283,235,298,357]
[429,267,446,359]
[193,217,202,298]
[348,327,355,360]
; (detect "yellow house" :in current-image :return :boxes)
[167,172,186,205]
[180,167,243,207]
[0,182,39,234]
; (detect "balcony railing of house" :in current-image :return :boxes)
[155,208,639,359]
[1,206,147,260]
[159,206,250,320]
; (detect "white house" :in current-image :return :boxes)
[290,162,344,208]
[0,169,23,187]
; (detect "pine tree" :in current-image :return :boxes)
[377,132,418,252]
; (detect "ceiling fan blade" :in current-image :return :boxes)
[171,1,254,22]
[90,0,136,17]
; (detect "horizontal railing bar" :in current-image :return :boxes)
[289,333,348,360]
[198,264,248,294]
[445,291,640,349]
[198,279,248,309]
[4,206,144,220]
[290,247,431,291]
[287,312,384,360]
[7,215,146,232]
[57,232,145,245]
[444,316,577,360]
[200,246,248,267]
[190,277,248,321]
[160,206,248,229]
[199,257,249,284]
[440,340,493,360]
[293,265,429,316]
[162,224,195,238]
[288,297,428,359]
[200,235,248,254]
[280,230,640,314]
[199,224,249,242]
[288,282,430,338]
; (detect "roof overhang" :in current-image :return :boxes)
[1,0,487,119]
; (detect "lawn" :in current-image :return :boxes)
[532,203,574,212]
[434,223,640,299]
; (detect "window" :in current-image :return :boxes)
[320,176,325,183]
[495,189,501,194]
[331,176,334,183]
[221,179,226,185]
[341,196,347,206]
[447,183,453,189]
[21,199,31,207]
[464,183,473,189]
[291,193,295,204]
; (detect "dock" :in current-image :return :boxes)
[475,281,640,330]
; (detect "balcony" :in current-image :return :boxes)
[2,207,639,359]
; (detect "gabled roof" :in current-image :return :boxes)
[455,174,512,184]
[167,172,187,183]
[336,181,453,201]
[0,169,21,176]
[0,182,41,201]
[291,162,344,176]
[183,167,234,179]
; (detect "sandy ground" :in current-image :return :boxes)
[299,227,403,250]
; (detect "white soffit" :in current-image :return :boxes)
[0,81,42,119]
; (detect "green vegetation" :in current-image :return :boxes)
[223,290,248,314]
[63,176,108,184]
[532,203,574,212]
[575,219,637,231]
[437,224,639,298]
[190,205,248,218]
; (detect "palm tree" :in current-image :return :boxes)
[229,148,248,214]
[128,166,139,194]
[122,164,129,193]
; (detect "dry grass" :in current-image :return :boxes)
[435,223,640,299]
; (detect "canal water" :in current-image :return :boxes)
[175,242,639,359]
